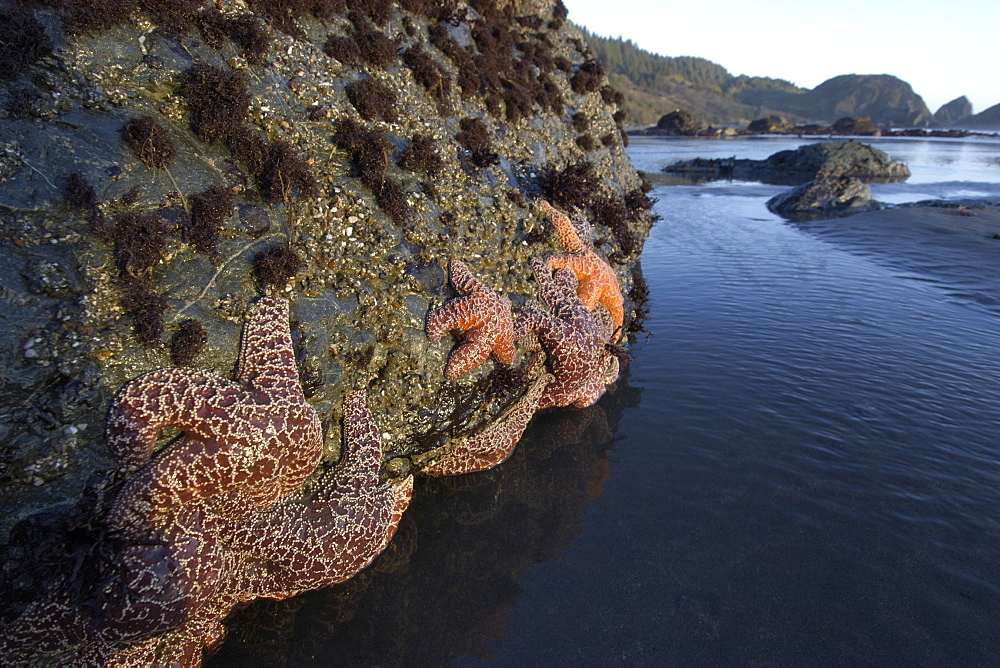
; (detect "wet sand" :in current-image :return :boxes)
[794,200,1000,312]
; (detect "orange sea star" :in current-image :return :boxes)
[426,258,516,379]
[540,200,624,341]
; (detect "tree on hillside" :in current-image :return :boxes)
[577,27,803,126]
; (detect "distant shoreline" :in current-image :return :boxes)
[629,126,1000,140]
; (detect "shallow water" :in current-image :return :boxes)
[462,137,1000,665]
[214,137,1000,666]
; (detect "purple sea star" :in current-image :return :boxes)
[95,391,413,666]
[516,258,619,411]
[426,259,516,379]
[419,372,554,477]
[228,389,414,598]
[540,200,624,341]
[0,300,413,667]
[106,296,323,515]
[98,296,325,640]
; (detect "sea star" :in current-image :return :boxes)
[516,258,618,411]
[426,258,516,379]
[419,372,554,477]
[106,296,323,523]
[94,296,324,640]
[540,200,624,341]
[96,390,414,666]
[92,390,413,667]
[229,389,414,597]
[0,301,413,666]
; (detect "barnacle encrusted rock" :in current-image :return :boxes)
[0,0,653,660]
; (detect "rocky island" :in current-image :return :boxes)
[663,140,911,220]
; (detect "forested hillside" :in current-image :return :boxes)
[580,29,941,129]
[580,27,803,126]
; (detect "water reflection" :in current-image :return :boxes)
[209,373,641,667]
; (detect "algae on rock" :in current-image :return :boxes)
[0,0,653,625]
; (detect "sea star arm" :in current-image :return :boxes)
[514,301,559,347]
[106,367,244,472]
[592,303,617,345]
[539,199,626,340]
[448,257,487,295]
[545,254,596,305]
[236,296,302,393]
[95,611,229,667]
[541,200,588,253]
[596,282,625,341]
[229,390,413,597]
[420,372,554,476]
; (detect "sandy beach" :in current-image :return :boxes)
[794,200,1000,313]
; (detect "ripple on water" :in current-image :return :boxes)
[459,137,1000,666]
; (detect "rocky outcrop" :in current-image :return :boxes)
[664,140,911,186]
[766,177,878,220]
[737,74,934,128]
[956,101,1000,130]
[0,0,654,664]
[632,109,738,138]
[933,96,973,127]
[747,115,791,133]
[654,110,701,135]
[831,116,878,135]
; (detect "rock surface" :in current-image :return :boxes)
[664,140,911,186]
[0,0,654,662]
[766,176,878,220]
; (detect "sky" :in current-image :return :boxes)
[563,0,998,114]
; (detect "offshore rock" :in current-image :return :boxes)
[654,110,701,135]
[766,176,879,221]
[932,96,973,128]
[664,140,911,185]
[831,116,878,135]
[747,115,791,134]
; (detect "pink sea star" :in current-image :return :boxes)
[426,258,516,379]
[540,200,624,341]
[516,258,619,411]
